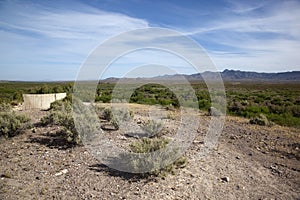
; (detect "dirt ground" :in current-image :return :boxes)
[0,104,299,200]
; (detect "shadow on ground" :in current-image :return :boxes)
[27,127,76,150]
[89,163,156,182]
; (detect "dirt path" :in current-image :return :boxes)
[0,104,299,199]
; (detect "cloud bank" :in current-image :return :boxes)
[0,0,299,80]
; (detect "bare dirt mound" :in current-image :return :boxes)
[0,104,299,199]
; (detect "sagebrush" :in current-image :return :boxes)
[0,103,30,138]
[41,100,80,144]
[111,137,187,176]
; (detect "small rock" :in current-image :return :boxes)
[236,185,245,190]
[190,173,196,178]
[55,169,68,176]
[221,177,230,182]
[101,124,118,131]
[193,140,204,144]
[229,135,237,140]
[119,136,127,140]
[1,172,12,179]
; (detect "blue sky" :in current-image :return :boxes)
[0,0,300,81]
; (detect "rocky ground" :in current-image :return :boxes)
[0,104,299,200]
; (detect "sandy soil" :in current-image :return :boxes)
[0,104,299,200]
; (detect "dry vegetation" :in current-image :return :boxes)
[0,81,299,199]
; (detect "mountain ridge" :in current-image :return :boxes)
[102,69,300,82]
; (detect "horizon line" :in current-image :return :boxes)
[1,69,299,82]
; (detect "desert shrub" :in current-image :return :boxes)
[129,84,179,107]
[52,85,64,93]
[159,99,174,106]
[130,137,169,153]
[99,94,111,103]
[113,108,133,125]
[127,137,187,176]
[94,106,105,117]
[291,105,300,117]
[98,107,133,130]
[249,114,271,126]
[141,120,163,138]
[245,106,262,115]
[110,119,120,130]
[0,103,12,112]
[271,97,284,106]
[268,104,285,115]
[198,99,211,111]
[228,101,245,114]
[29,83,73,95]
[12,92,23,102]
[64,93,73,102]
[0,103,30,138]
[267,113,300,127]
[41,100,80,144]
[100,108,113,121]
[164,104,175,111]
[166,112,175,120]
[260,106,270,114]
[36,85,52,94]
[106,119,188,176]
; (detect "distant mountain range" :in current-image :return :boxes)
[103,69,300,82]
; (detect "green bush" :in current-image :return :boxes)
[99,94,111,103]
[0,103,30,138]
[129,84,179,107]
[267,113,300,127]
[198,99,211,110]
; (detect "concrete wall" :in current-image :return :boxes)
[23,93,67,110]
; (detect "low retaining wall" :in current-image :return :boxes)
[23,93,67,110]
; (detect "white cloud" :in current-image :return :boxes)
[0,0,299,81]
[0,0,149,80]
[182,0,300,72]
